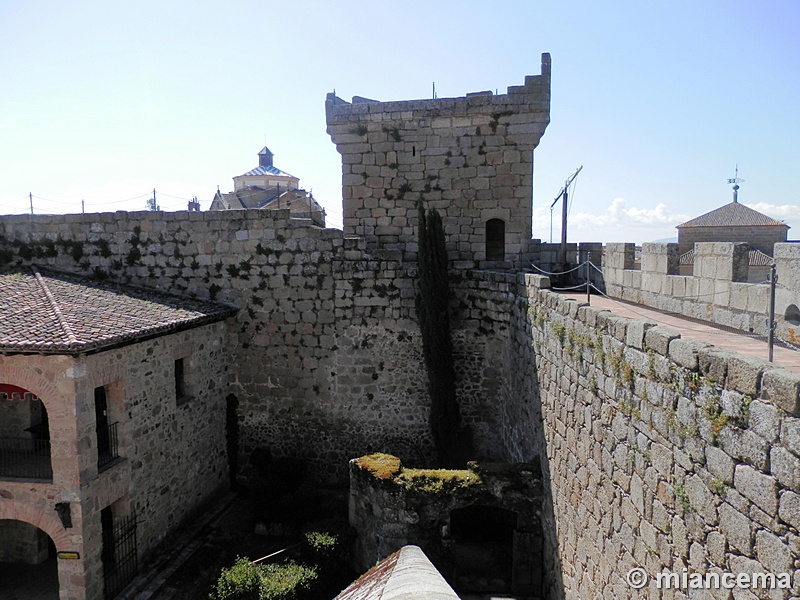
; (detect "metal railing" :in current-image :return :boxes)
[104,512,138,599]
[0,438,53,480]
[98,422,120,471]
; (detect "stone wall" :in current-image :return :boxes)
[325,54,551,268]
[605,241,800,346]
[486,273,800,598]
[3,209,799,596]
[0,211,511,482]
[679,225,788,256]
[348,455,543,596]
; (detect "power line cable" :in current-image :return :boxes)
[530,261,588,277]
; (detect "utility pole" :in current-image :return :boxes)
[147,188,160,212]
[81,199,85,214]
[768,263,777,362]
[550,166,583,271]
[29,192,33,215]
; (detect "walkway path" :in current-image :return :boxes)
[561,292,800,375]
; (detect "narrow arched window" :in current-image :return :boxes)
[486,219,505,261]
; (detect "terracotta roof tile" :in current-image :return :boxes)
[677,202,788,228]
[0,267,237,355]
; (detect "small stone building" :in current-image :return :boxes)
[348,455,544,597]
[0,266,236,600]
[677,200,789,256]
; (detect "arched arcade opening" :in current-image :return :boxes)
[0,383,52,480]
[0,519,59,599]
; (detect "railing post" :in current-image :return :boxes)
[768,263,777,362]
[586,252,591,305]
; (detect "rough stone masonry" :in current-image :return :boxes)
[325,53,551,268]
[1,52,798,597]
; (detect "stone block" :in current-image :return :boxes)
[734,464,778,514]
[685,474,718,525]
[698,349,729,385]
[747,400,780,443]
[668,338,707,370]
[640,519,657,550]
[761,369,800,416]
[778,490,800,530]
[718,502,753,556]
[755,530,793,575]
[725,354,771,397]
[721,389,747,419]
[706,531,726,566]
[781,417,800,458]
[771,446,800,490]
[705,445,734,483]
[644,325,681,356]
[719,427,769,470]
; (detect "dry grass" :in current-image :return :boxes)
[353,453,402,480]
[355,453,483,494]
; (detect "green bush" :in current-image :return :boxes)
[210,557,260,600]
[209,558,317,600]
[259,562,317,600]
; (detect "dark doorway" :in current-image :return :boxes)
[450,505,516,593]
[0,520,59,599]
[102,507,138,599]
[485,219,505,261]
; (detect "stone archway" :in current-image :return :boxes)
[0,503,82,600]
[0,383,52,480]
[0,366,68,422]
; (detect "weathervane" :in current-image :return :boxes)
[727,165,745,203]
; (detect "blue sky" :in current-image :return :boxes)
[1,0,798,243]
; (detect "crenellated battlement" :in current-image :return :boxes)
[325,54,551,269]
[604,241,800,346]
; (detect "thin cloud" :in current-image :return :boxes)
[534,198,688,230]
[743,202,800,220]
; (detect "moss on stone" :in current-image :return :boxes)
[397,468,482,494]
[354,454,483,493]
[353,453,402,480]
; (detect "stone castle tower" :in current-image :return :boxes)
[326,53,551,269]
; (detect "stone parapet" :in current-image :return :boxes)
[500,277,800,598]
[604,241,800,345]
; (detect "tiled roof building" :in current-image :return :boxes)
[0,267,235,354]
[0,266,236,600]
[676,200,789,256]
